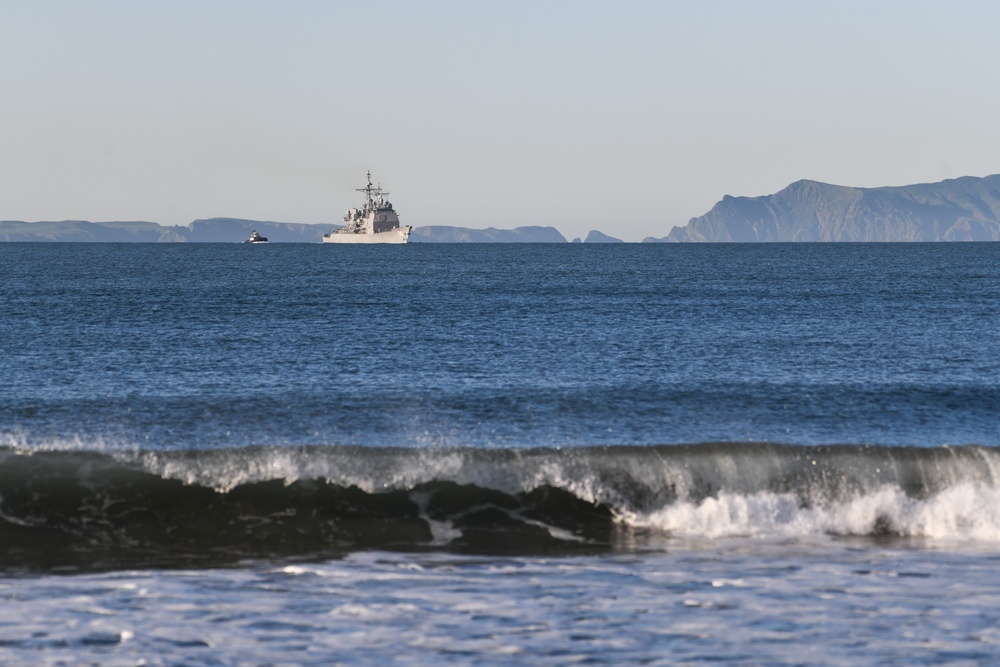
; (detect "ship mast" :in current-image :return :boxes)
[356,171,389,211]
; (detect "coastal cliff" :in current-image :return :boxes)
[661,174,1000,242]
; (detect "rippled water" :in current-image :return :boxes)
[5,243,998,449]
[2,242,999,664]
[4,546,1000,666]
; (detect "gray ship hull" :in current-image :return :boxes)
[322,226,411,244]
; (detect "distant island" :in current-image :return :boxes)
[653,174,1000,242]
[0,218,624,243]
[6,173,999,242]
[410,226,570,243]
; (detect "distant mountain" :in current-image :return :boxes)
[0,219,602,243]
[660,174,1000,242]
[0,218,335,243]
[410,226,567,243]
[0,220,188,242]
[184,218,335,242]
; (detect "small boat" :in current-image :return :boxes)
[244,230,268,244]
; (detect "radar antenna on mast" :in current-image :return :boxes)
[356,170,389,210]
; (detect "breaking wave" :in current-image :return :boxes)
[1,443,999,572]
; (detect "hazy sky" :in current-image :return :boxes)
[3,1,999,241]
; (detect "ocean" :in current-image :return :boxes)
[1,242,999,665]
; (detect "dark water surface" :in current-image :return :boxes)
[1,243,999,664]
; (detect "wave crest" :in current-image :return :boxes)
[1,443,999,571]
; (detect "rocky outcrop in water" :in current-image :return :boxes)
[574,230,624,243]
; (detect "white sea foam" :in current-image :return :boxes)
[632,483,1000,541]
[0,431,138,455]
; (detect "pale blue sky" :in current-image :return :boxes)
[2,1,999,240]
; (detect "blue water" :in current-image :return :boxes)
[5,243,999,449]
[2,242,1000,665]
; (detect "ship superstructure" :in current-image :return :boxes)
[322,172,411,244]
